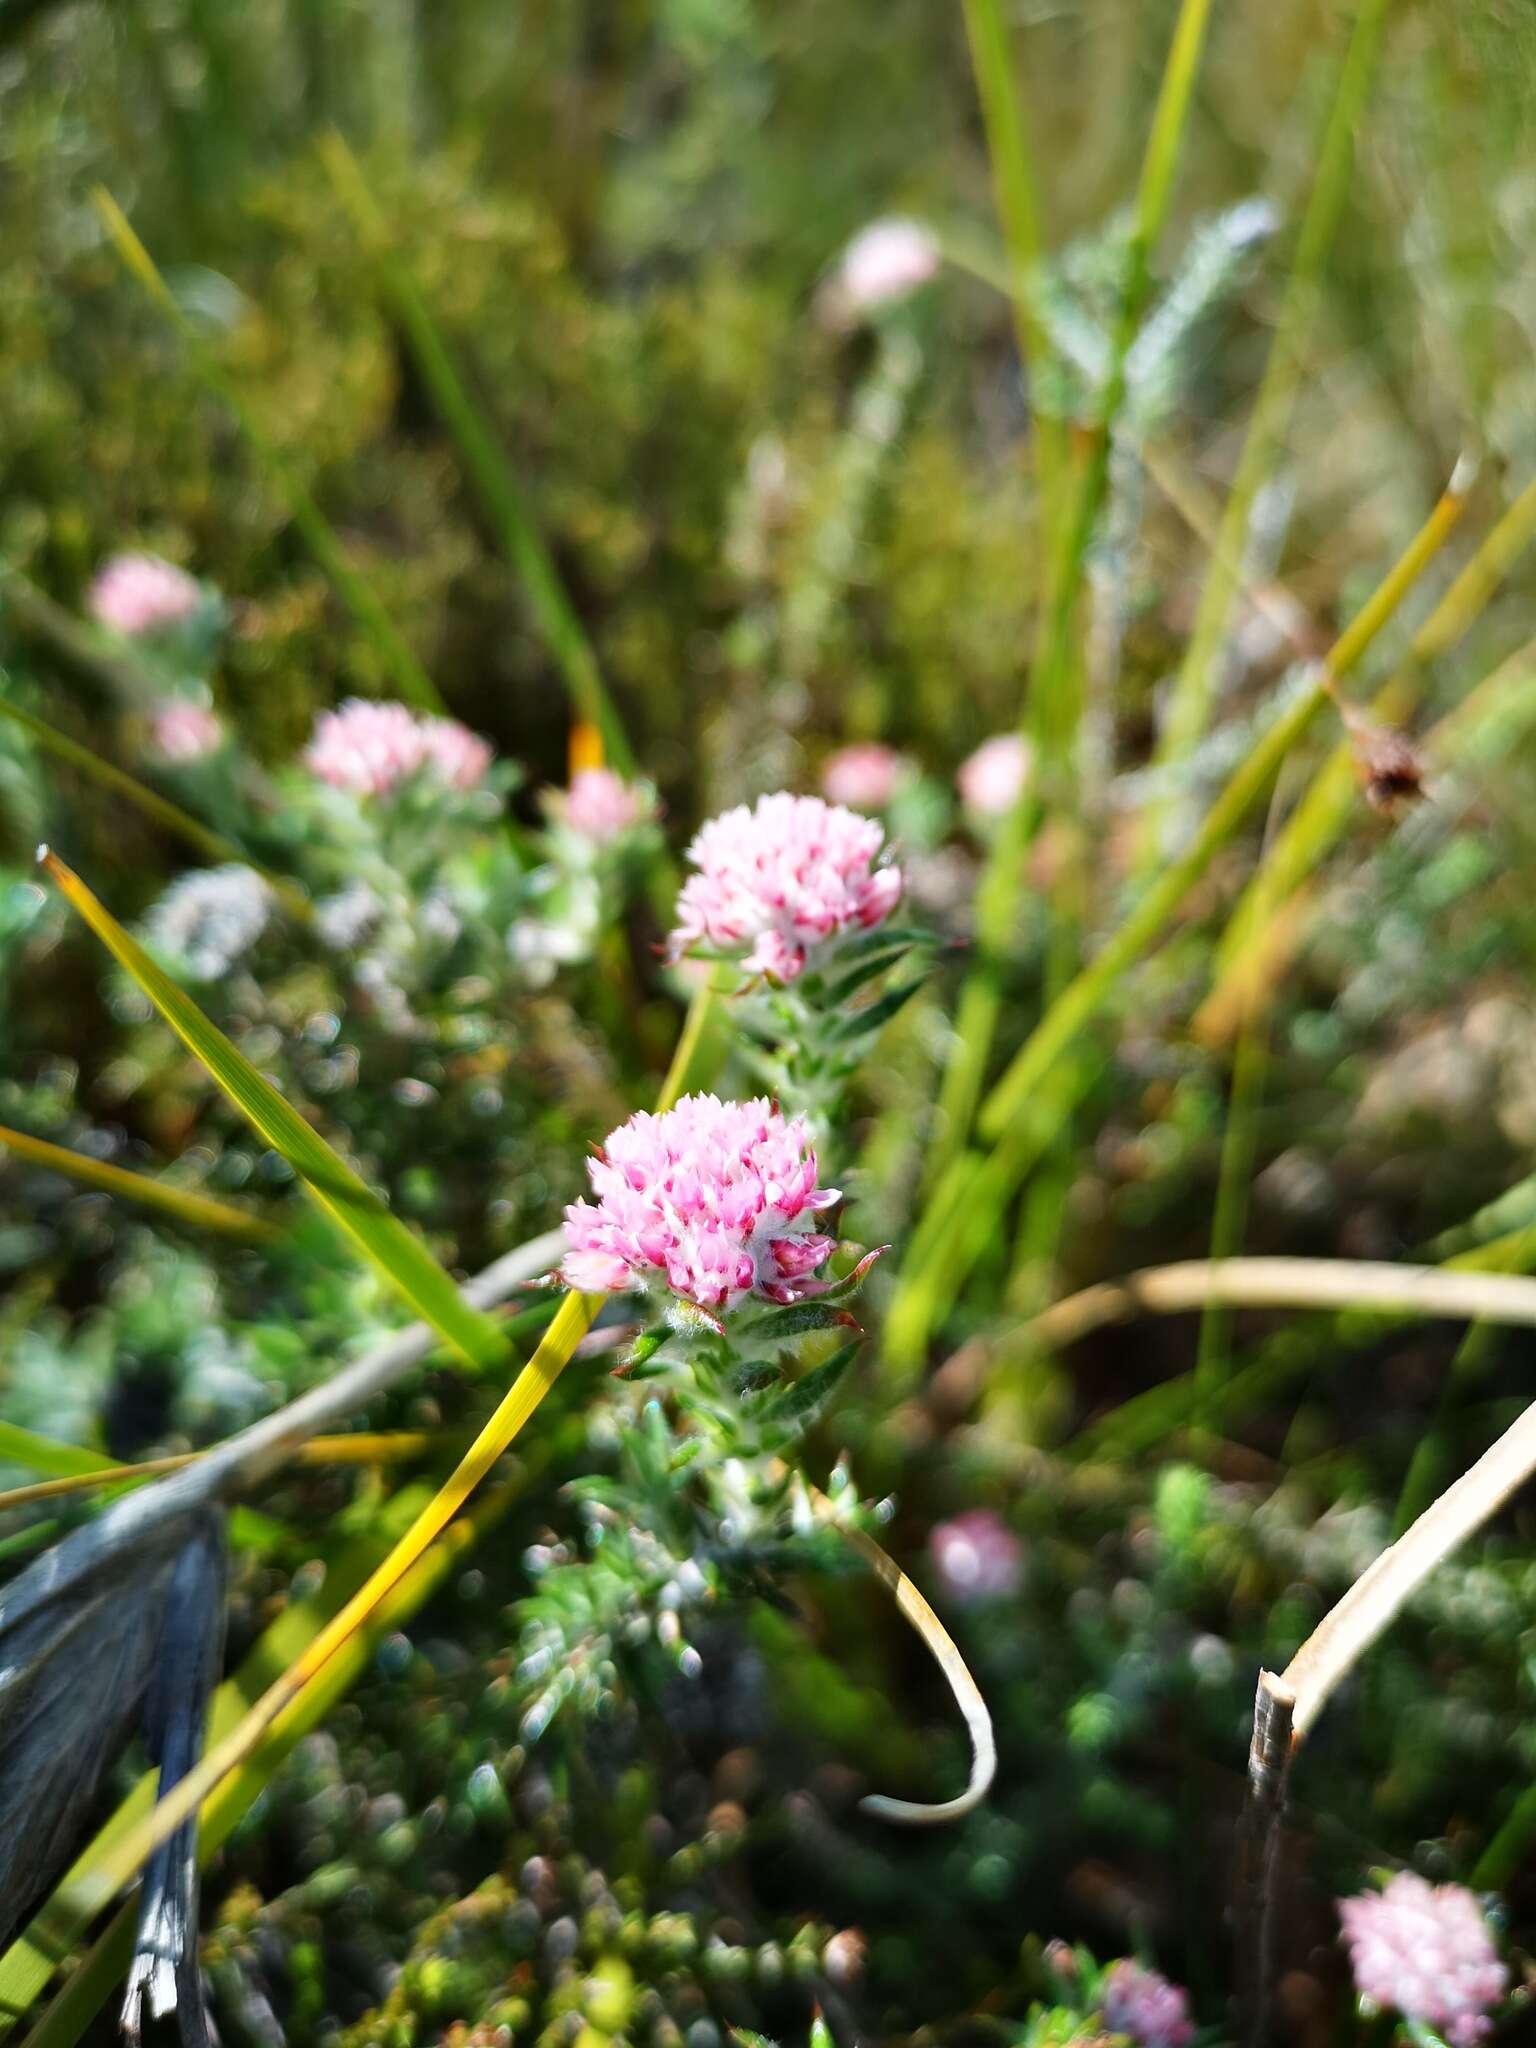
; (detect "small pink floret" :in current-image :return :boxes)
[560,1092,842,1313]
[561,767,650,844]
[1099,1961,1195,2048]
[669,792,902,984]
[957,733,1030,817]
[89,554,202,638]
[929,1510,1023,1604]
[304,698,493,798]
[837,219,941,313]
[149,701,224,764]
[1338,1873,1507,2048]
[822,743,906,811]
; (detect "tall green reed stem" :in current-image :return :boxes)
[317,134,636,772]
[883,463,1471,1380]
[928,0,1217,1190]
[1203,469,1536,1029]
[1132,0,1399,865]
[93,189,446,716]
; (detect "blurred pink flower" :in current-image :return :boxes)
[149,701,224,764]
[928,1510,1023,1603]
[833,218,941,316]
[669,792,902,984]
[957,733,1030,816]
[1100,1961,1195,2048]
[304,698,493,798]
[560,767,650,844]
[822,743,906,811]
[88,554,201,638]
[1338,1873,1506,2047]
[561,1092,840,1313]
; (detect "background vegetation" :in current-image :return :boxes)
[4,1,1536,2043]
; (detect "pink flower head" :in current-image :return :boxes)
[822,743,906,812]
[834,218,941,315]
[958,733,1031,817]
[561,1093,840,1313]
[560,767,651,844]
[669,793,902,984]
[304,698,493,799]
[1338,1873,1507,2048]
[929,1511,1023,1604]
[149,701,224,764]
[1100,1961,1195,2048]
[89,554,202,638]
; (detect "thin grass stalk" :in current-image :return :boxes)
[0,689,312,922]
[92,189,445,716]
[958,0,1066,524]
[925,0,1217,1186]
[880,466,1474,1375]
[0,1123,277,1241]
[1201,472,1536,1034]
[1191,776,1292,1434]
[66,981,721,1908]
[1134,0,1399,863]
[316,134,635,771]
[1020,1256,1536,1351]
[0,572,168,704]
[982,459,1473,1143]
[0,1434,435,1515]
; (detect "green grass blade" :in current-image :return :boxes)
[93,189,445,716]
[1202,471,1536,1029]
[41,850,508,1370]
[0,1424,107,1483]
[0,1121,277,1241]
[317,133,635,772]
[1133,0,1398,860]
[885,466,1470,1376]
[926,0,1216,1184]
[0,683,312,923]
[958,0,1066,523]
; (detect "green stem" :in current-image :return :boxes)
[317,132,635,772]
[1133,0,1399,862]
[93,189,445,717]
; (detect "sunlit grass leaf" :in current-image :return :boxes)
[41,850,508,1371]
[0,1122,276,1242]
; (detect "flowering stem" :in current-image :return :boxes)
[73,986,728,1905]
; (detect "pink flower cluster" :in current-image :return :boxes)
[561,1093,840,1312]
[88,554,202,638]
[929,1510,1024,1604]
[958,733,1030,817]
[1338,1873,1507,2047]
[670,793,902,984]
[822,743,907,812]
[304,699,493,799]
[831,218,941,318]
[149,701,224,764]
[560,767,651,844]
[1099,1961,1195,2048]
